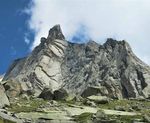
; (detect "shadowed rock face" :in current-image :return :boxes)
[3,25,150,99]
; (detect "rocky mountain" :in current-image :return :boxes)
[0,75,3,82]
[0,85,10,108]
[2,25,150,99]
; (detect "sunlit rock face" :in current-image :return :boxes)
[0,85,10,108]
[3,25,67,97]
[0,75,3,82]
[3,25,150,99]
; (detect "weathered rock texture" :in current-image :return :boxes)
[38,87,53,100]
[3,25,150,99]
[53,88,68,100]
[0,75,3,82]
[0,85,10,108]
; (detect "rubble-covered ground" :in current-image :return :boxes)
[0,96,150,123]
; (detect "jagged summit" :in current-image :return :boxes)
[47,24,65,40]
[104,38,131,50]
[3,25,150,99]
[104,38,122,46]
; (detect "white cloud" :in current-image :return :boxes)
[24,33,30,45]
[24,37,30,45]
[26,0,150,65]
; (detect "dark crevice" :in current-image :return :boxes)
[121,83,129,98]
[52,41,66,53]
[136,70,147,89]
[51,43,64,55]
[29,73,43,90]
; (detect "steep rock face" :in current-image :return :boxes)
[3,25,150,99]
[62,39,150,99]
[3,25,67,97]
[0,84,10,108]
[0,75,3,82]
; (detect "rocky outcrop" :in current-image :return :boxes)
[3,80,22,99]
[81,86,109,98]
[0,110,23,123]
[62,38,150,99]
[0,85,10,108]
[3,25,67,97]
[38,87,53,100]
[39,88,68,101]
[87,95,109,104]
[53,88,68,100]
[3,25,150,99]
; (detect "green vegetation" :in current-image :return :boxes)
[98,99,150,114]
[96,99,150,122]
[8,98,47,113]
[107,114,142,123]
[0,118,15,123]
[6,98,150,123]
[73,111,143,123]
[117,115,142,123]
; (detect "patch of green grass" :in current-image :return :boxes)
[110,115,142,123]
[98,99,150,114]
[73,112,143,123]
[120,115,142,122]
[98,100,129,109]
[74,112,93,123]
[8,98,47,113]
[57,98,83,107]
[0,118,15,123]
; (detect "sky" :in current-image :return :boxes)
[0,0,150,74]
[0,0,34,74]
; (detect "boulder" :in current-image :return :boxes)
[38,88,53,100]
[72,96,84,102]
[114,106,126,111]
[96,110,107,119]
[53,88,68,100]
[131,105,142,111]
[0,85,10,108]
[3,80,22,99]
[81,86,108,98]
[83,99,97,107]
[87,95,109,104]
[143,115,150,122]
[94,110,117,123]
[0,111,23,123]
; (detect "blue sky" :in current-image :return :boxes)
[0,0,87,74]
[0,0,34,74]
[1,0,150,74]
